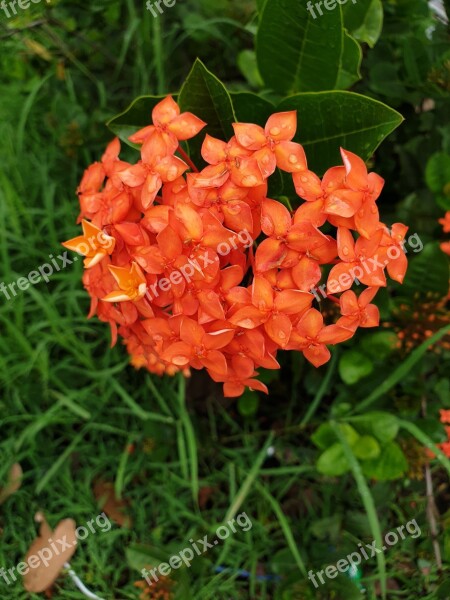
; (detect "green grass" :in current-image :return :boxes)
[0,2,449,599]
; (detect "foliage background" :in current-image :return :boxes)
[0,0,449,598]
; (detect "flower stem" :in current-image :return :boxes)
[177,145,199,173]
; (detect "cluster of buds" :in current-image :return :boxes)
[63,96,409,397]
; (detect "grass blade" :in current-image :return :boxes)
[398,419,450,477]
[256,481,307,577]
[332,420,386,599]
[354,324,450,414]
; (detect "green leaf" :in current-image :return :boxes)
[237,50,264,89]
[276,91,404,175]
[343,0,383,48]
[425,152,450,193]
[317,442,351,476]
[349,412,399,444]
[312,422,359,450]
[339,350,373,385]
[238,390,260,416]
[361,442,408,480]
[126,543,169,572]
[256,0,361,94]
[178,59,236,165]
[360,332,398,361]
[352,435,381,460]
[369,62,407,98]
[230,92,274,124]
[403,242,450,298]
[107,95,169,148]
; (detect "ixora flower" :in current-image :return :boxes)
[63,96,409,397]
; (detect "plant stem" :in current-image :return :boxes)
[422,395,443,572]
[177,145,199,172]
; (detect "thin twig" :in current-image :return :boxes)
[422,395,443,572]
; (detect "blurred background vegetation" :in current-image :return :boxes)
[0,0,450,599]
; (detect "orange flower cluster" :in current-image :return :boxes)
[427,409,450,460]
[438,409,450,458]
[63,96,408,397]
[439,211,450,256]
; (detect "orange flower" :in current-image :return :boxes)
[255,198,331,277]
[287,308,352,366]
[327,227,386,293]
[162,317,234,378]
[233,111,307,176]
[190,135,264,188]
[103,262,148,303]
[337,149,384,238]
[62,219,115,268]
[293,149,384,239]
[440,409,450,424]
[129,95,206,155]
[441,241,450,256]
[439,211,450,233]
[118,155,188,210]
[337,287,380,331]
[228,275,313,347]
[379,224,409,283]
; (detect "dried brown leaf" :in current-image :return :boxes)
[93,480,132,528]
[23,515,77,593]
[0,463,23,505]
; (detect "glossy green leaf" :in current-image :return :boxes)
[178,58,236,165]
[276,92,404,175]
[361,442,408,480]
[343,0,383,48]
[317,442,351,476]
[107,95,169,148]
[256,0,361,94]
[230,92,274,124]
